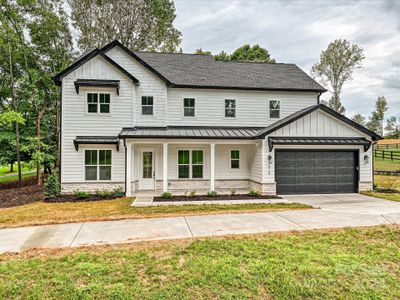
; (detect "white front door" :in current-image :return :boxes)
[139,150,155,190]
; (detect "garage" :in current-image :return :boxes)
[275,150,358,194]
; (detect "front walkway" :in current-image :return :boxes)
[1,194,400,254]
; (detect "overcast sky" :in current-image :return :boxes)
[173,0,400,119]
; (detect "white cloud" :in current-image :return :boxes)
[174,0,400,119]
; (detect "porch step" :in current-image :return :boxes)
[132,195,154,207]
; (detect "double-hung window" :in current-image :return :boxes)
[225,99,236,118]
[85,150,112,181]
[178,150,203,178]
[87,93,110,114]
[230,150,240,169]
[142,96,153,115]
[183,98,195,117]
[269,100,280,118]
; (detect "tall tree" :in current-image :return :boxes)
[366,96,388,136]
[385,117,400,139]
[68,0,181,52]
[311,39,365,114]
[230,44,275,63]
[195,48,212,55]
[351,113,366,126]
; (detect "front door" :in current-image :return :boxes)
[139,150,155,190]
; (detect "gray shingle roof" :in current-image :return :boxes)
[134,51,326,92]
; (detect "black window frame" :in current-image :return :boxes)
[269,100,280,118]
[183,98,195,117]
[142,96,154,115]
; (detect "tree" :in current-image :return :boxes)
[351,113,366,126]
[385,117,400,139]
[195,48,212,55]
[68,0,181,52]
[366,96,388,136]
[230,44,275,62]
[214,50,230,61]
[311,39,365,114]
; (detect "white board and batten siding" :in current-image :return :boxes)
[264,109,373,184]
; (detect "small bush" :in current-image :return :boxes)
[378,178,398,191]
[230,189,236,196]
[44,173,61,198]
[113,186,124,194]
[248,189,261,197]
[95,189,113,199]
[185,190,196,198]
[161,192,173,199]
[73,190,90,199]
[207,191,218,197]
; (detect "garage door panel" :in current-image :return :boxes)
[276,150,357,194]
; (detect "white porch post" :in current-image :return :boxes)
[126,143,132,197]
[210,143,215,191]
[163,143,168,192]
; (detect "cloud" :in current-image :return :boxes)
[174,0,400,118]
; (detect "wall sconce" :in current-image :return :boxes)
[364,154,369,163]
[268,154,273,164]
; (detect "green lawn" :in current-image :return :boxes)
[363,175,400,201]
[373,158,400,172]
[0,226,399,299]
[0,163,32,177]
[0,172,36,183]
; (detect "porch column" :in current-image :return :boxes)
[163,142,168,192]
[126,143,132,197]
[210,143,215,191]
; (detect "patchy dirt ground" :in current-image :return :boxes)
[0,177,44,208]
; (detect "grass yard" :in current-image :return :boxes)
[0,198,309,228]
[374,157,400,172]
[0,172,36,183]
[0,225,399,299]
[363,175,400,201]
[0,163,33,177]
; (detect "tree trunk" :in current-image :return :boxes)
[10,162,14,173]
[8,43,22,186]
[56,95,61,173]
[35,109,45,185]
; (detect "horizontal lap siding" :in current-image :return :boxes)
[167,89,318,127]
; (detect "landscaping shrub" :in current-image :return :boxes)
[248,189,261,197]
[185,190,196,198]
[73,190,90,199]
[95,189,113,199]
[378,177,398,191]
[230,189,236,196]
[161,192,173,199]
[207,191,218,197]
[113,186,124,194]
[44,173,61,198]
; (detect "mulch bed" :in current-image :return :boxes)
[0,185,45,208]
[44,195,120,203]
[0,176,38,190]
[154,194,281,202]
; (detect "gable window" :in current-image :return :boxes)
[230,150,240,169]
[269,100,280,118]
[87,93,110,114]
[142,96,153,115]
[225,99,236,118]
[178,150,203,178]
[183,98,195,117]
[85,149,112,181]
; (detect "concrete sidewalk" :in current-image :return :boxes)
[1,193,400,253]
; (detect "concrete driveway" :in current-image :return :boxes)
[0,193,399,254]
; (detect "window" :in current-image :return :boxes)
[85,150,112,180]
[183,98,195,117]
[87,93,110,114]
[142,96,153,115]
[269,100,280,118]
[225,99,236,118]
[230,150,240,169]
[178,150,203,178]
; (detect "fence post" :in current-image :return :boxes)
[391,151,393,160]
[383,150,385,160]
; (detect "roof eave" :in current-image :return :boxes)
[168,84,327,93]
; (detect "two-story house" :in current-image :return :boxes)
[53,40,379,197]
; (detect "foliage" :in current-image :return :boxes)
[311,39,365,114]
[43,173,60,198]
[230,189,236,196]
[351,113,366,126]
[230,44,275,62]
[185,190,196,198]
[214,50,230,61]
[366,96,388,136]
[195,48,212,55]
[207,191,218,197]
[161,191,173,199]
[68,0,181,52]
[0,111,25,127]
[248,189,261,197]
[95,189,113,199]
[376,177,398,191]
[113,186,124,194]
[73,190,90,199]
[385,117,400,138]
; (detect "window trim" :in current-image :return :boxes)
[177,149,204,179]
[230,149,240,170]
[141,96,154,116]
[182,97,196,118]
[224,99,236,118]
[83,149,113,182]
[269,100,280,119]
[85,92,111,115]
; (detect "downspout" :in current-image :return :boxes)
[317,92,322,104]
[123,138,127,195]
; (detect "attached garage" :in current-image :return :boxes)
[275,150,358,194]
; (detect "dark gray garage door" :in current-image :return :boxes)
[275,150,358,194]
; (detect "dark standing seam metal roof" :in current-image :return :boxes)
[73,136,119,151]
[119,127,263,139]
[268,137,372,151]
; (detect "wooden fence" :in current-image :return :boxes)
[375,143,400,150]
[374,149,400,161]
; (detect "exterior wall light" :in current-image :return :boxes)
[268,154,273,163]
[364,154,369,163]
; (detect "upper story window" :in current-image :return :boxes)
[178,150,203,178]
[225,99,236,118]
[183,98,195,117]
[230,150,240,169]
[87,93,110,114]
[142,96,153,115]
[85,149,112,181]
[269,100,280,118]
